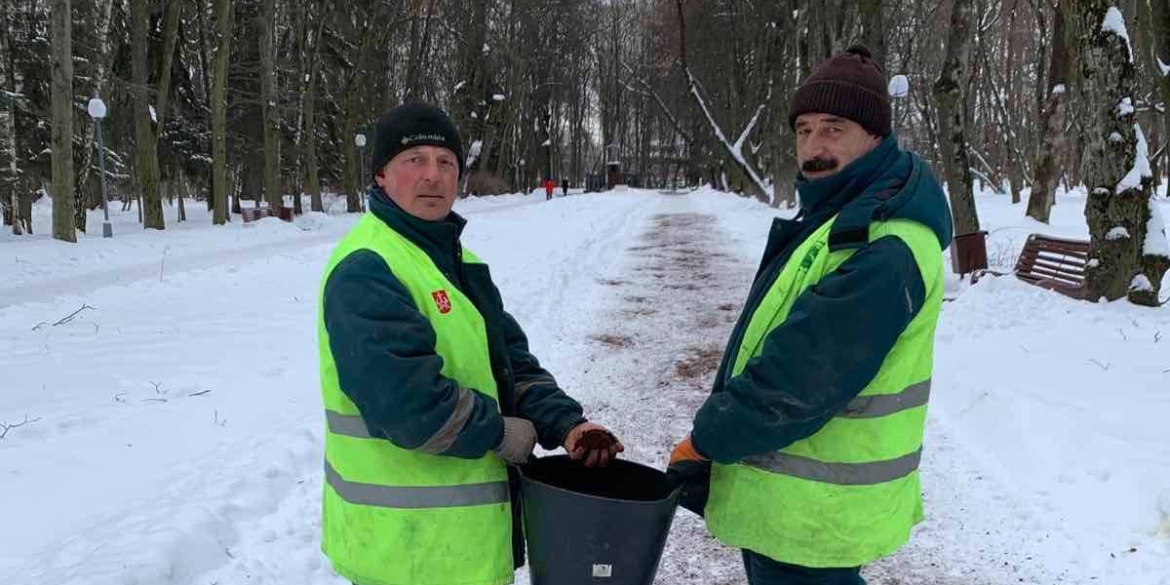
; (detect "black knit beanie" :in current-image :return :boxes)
[789,45,891,137]
[371,102,464,179]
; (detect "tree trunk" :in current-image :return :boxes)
[933,0,981,237]
[403,0,436,102]
[1074,2,1169,305]
[258,0,281,211]
[155,0,182,222]
[342,102,361,213]
[177,177,186,221]
[210,0,234,225]
[455,0,490,193]
[1028,2,1068,224]
[51,0,75,242]
[338,11,388,213]
[859,0,886,71]
[292,1,323,215]
[197,0,214,213]
[131,0,161,230]
[1,0,20,234]
[304,19,323,213]
[1152,0,1170,195]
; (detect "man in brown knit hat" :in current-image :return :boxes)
[668,46,953,584]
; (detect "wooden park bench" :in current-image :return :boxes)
[241,206,294,224]
[1013,233,1091,299]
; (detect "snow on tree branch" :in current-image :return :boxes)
[1101,6,1134,63]
[1116,123,1151,194]
[464,139,483,170]
[734,103,766,154]
[684,67,770,196]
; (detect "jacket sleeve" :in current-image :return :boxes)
[323,250,504,458]
[499,306,587,449]
[691,236,927,464]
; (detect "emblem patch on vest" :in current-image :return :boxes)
[432,290,452,314]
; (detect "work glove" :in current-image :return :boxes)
[668,436,706,466]
[494,417,537,464]
[564,422,626,467]
[666,436,711,517]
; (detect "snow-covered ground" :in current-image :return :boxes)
[2,186,1168,585]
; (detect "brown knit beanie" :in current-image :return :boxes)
[789,45,891,137]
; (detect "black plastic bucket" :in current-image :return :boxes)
[519,455,681,585]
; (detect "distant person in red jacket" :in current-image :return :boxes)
[544,178,555,201]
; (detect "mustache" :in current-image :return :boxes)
[801,157,838,173]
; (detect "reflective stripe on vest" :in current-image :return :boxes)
[326,410,372,439]
[325,461,509,508]
[742,448,922,486]
[838,379,931,419]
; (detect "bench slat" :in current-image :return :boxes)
[1020,255,1088,275]
[1013,234,1091,298]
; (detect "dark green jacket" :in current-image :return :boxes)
[322,187,587,457]
[693,135,953,463]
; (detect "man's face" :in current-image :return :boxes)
[376,145,460,221]
[794,113,881,181]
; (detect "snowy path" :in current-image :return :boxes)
[3,189,1168,585]
[0,192,649,584]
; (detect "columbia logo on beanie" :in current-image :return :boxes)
[372,103,465,178]
[400,134,446,146]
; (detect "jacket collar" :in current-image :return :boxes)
[367,185,467,273]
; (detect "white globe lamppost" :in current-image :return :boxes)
[355,133,367,211]
[888,74,910,145]
[87,97,113,238]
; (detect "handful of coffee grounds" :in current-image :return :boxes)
[577,428,619,451]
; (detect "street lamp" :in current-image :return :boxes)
[87,97,112,238]
[888,74,910,146]
[355,133,367,212]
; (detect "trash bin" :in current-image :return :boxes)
[950,230,989,275]
[519,455,681,585]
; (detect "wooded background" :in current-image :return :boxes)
[1,0,1168,303]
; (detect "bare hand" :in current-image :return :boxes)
[563,422,625,467]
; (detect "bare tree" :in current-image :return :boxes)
[297,0,328,213]
[210,0,234,225]
[933,0,982,237]
[0,0,20,234]
[1028,0,1067,223]
[675,0,769,198]
[130,0,182,230]
[50,0,75,242]
[859,0,886,71]
[259,0,281,211]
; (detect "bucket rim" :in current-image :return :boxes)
[518,454,683,505]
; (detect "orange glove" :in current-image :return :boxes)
[669,436,707,466]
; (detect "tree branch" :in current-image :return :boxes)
[0,415,41,440]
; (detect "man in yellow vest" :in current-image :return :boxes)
[319,102,623,585]
[668,45,953,584]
